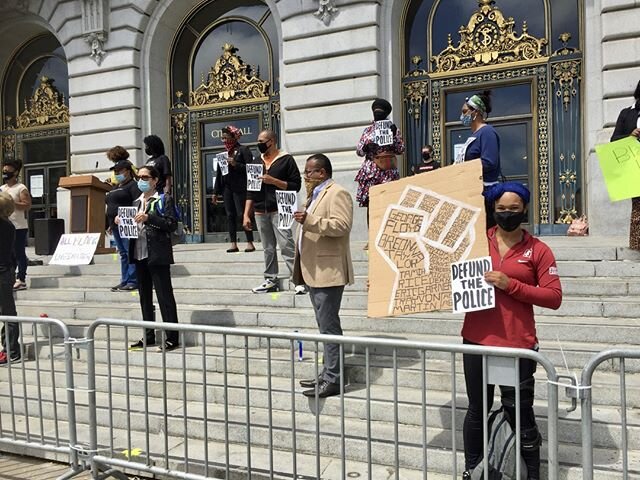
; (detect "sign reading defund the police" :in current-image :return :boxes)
[246,163,263,191]
[50,233,101,266]
[276,190,297,230]
[450,256,495,314]
[216,152,229,176]
[374,120,394,146]
[117,206,139,239]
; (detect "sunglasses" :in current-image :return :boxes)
[138,175,153,181]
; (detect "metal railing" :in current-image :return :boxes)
[0,315,83,480]
[82,318,560,480]
[580,348,640,480]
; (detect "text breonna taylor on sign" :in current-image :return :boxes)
[450,256,495,314]
[276,190,297,230]
[217,152,229,176]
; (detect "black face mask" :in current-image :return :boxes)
[257,141,270,154]
[145,147,153,156]
[494,211,527,232]
[2,172,14,183]
[422,151,432,162]
[373,110,387,121]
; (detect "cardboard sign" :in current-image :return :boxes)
[451,256,495,314]
[276,190,297,230]
[247,164,263,191]
[595,136,640,201]
[374,120,394,146]
[368,160,488,318]
[117,206,139,239]
[50,233,101,266]
[217,152,229,176]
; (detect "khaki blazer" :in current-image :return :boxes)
[293,180,354,288]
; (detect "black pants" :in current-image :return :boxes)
[136,260,179,345]
[0,269,19,357]
[463,340,540,478]
[223,188,254,243]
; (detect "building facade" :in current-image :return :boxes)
[0,0,634,242]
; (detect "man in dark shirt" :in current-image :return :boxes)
[243,130,302,293]
[411,145,440,174]
[143,135,172,194]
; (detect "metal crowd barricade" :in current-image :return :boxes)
[85,318,560,480]
[0,315,83,480]
[580,348,640,480]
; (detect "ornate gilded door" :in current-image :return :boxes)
[402,0,584,234]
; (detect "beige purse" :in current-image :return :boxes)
[567,215,589,236]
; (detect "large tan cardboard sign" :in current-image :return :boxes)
[368,160,489,318]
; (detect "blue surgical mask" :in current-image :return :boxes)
[114,174,126,184]
[138,179,151,193]
[460,113,473,127]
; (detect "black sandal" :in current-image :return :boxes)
[226,247,240,253]
[244,247,256,252]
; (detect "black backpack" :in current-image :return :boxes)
[471,408,528,480]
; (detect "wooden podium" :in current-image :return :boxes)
[58,175,113,254]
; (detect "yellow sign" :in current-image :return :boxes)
[596,136,640,202]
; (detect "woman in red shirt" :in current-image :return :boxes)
[461,182,562,480]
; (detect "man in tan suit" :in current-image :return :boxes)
[293,153,354,398]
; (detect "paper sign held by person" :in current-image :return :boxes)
[50,233,101,266]
[374,120,394,146]
[217,152,229,176]
[117,206,139,239]
[451,256,495,314]
[247,164,263,191]
[276,190,297,230]
[368,160,488,318]
[596,136,640,201]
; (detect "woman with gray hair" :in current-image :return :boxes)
[0,192,20,364]
[456,90,502,229]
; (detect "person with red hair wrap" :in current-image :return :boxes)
[212,125,256,253]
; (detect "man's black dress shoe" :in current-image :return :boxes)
[303,380,340,398]
[299,377,320,388]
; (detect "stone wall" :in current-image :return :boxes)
[585,0,639,236]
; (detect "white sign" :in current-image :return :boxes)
[276,190,297,230]
[246,164,263,191]
[451,256,495,314]
[117,206,139,239]
[374,120,394,147]
[30,175,44,198]
[50,233,101,266]
[217,152,229,176]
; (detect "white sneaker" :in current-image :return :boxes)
[13,281,26,291]
[252,279,279,293]
[294,285,308,295]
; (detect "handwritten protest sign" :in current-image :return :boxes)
[117,207,139,239]
[50,233,101,266]
[368,160,488,317]
[374,120,394,146]
[276,190,297,230]
[595,136,640,201]
[451,256,495,314]
[247,164,263,191]
[216,152,229,176]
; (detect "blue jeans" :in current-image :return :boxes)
[112,227,137,286]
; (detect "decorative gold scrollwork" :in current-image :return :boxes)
[189,43,270,107]
[557,164,578,224]
[16,76,69,129]
[403,56,429,121]
[551,59,581,111]
[432,0,548,73]
[171,91,188,147]
[2,133,16,160]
